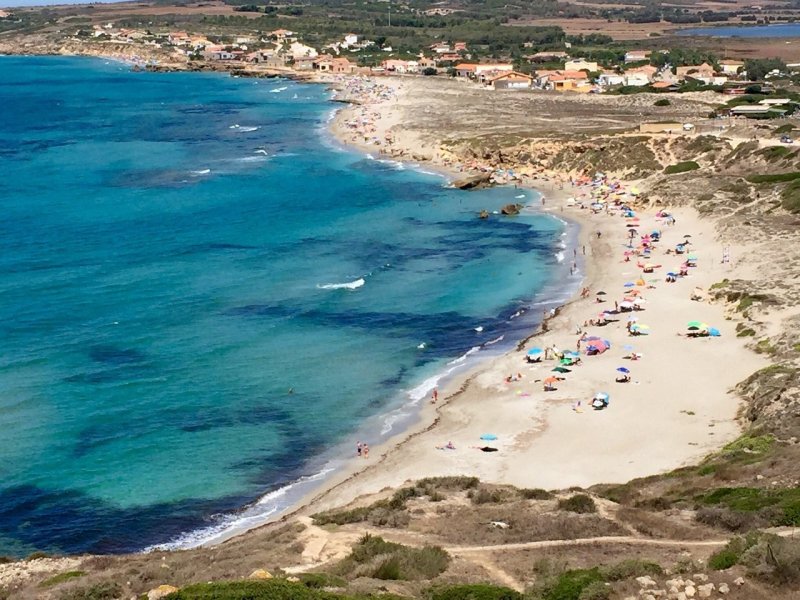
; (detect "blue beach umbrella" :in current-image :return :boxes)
[480,434,498,441]
[624,282,635,288]
[617,367,630,373]
[527,347,543,355]
[708,327,721,337]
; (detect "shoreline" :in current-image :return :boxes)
[206,75,765,541]
[0,57,766,558]
[164,102,586,550]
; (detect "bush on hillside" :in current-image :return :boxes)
[335,534,450,581]
[654,98,671,106]
[60,581,123,600]
[164,580,344,599]
[557,494,597,514]
[426,583,523,600]
[664,161,700,174]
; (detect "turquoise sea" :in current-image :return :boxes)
[0,56,576,555]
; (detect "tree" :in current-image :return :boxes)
[745,58,787,81]
[422,67,437,76]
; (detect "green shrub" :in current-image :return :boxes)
[759,146,791,161]
[708,547,740,570]
[664,161,700,174]
[520,488,554,500]
[781,178,800,213]
[577,581,611,600]
[654,98,671,106]
[557,495,597,514]
[708,533,761,570]
[40,570,86,587]
[417,476,480,490]
[295,573,347,589]
[774,123,795,134]
[164,580,342,599]
[336,534,450,581]
[26,551,52,560]
[0,556,13,564]
[426,583,523,600]
[746,171,800,183]
[601,559,663,581]
[60,581,124,600]
[535,568,605,600]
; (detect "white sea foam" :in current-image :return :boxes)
[555,251,565,263]
[190,169,211,175]
[316,278,365,290]
[254,149,269,156]
[145,467,336,551]
[484,335,504,346]
[236,126,260,132]
[474,326,484,332]
[270,86,288,93]
[235,155,269,163]
[447,346,480,366]
[515,194,526,199]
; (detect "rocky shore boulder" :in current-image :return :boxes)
[452,173,492,190]
[501,203,523,216]
[147,585,179,600]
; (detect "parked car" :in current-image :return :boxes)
[781,135,794,144]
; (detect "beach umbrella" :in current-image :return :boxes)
[684,234,692,238]
[480,434,498,441]
[596,291,607,295]
[709,327,721,337]
[543,376,559,384]
[594,392,610,401]
[565,351,581,358]
[617,367,630,373]
[553,366,571,373]
[527,347,543,355]
[667,272,677,277]
[623,282,635,288]
[687,321,704,329]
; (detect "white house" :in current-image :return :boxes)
[598,72,625,86]
[624,72,651,87]
[289,42,318,59]
[343,33,359,47]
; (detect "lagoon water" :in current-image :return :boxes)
[679,22,800,37]
[0,56,573,555]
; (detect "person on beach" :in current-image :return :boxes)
[356,441,362,457]
[362,443,369,458]
[431,388,438,403]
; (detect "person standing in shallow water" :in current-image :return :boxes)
[362,443,369,459]
[356,441,362,457]
[431,388,438,403]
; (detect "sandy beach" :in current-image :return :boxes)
[261,75,769,521]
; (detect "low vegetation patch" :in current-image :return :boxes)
[653,98,671,106]
[39,570,86,587]
[746,171,800,184]
[758,146,792,161]
[664,161,699,174]
[529,567,604,600]
[699,487,800,526]
[519,488,554,500]
[426,583,523,600]
[557,494,597,514]
[335,534,449,581]
[164,580,346,599]
[60,581,123,600]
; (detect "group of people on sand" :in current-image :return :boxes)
[355,441,370,458]
[335,77,397,148]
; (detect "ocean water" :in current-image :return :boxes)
[679,22,800,37]
[0,56,576,556]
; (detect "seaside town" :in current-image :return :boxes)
[3,1,800,599]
